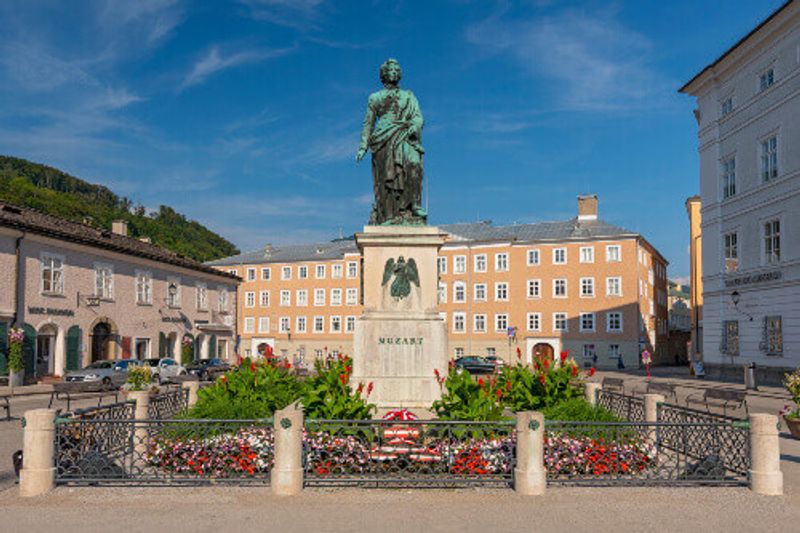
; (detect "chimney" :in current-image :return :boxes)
[112,219,129,237]
[139,236,151,244]
[577,194,598,221]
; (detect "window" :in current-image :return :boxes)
[134,338,151,359]
[314,316,324,333]
[279,290,290,306]
[438,282,447,304]
[454,255,466,274]
[606,245,621,262]
[606,277,622,297]
[580,312,595,332]
[347,261,358,278]
[243,317,255,333]
[296,289,307,306]
[553,313,567,332]
[41,253,64,295]
[607,312,623,332]
[346,288,358,305]
[759,68,774,91]
[245,291,255,307]
[553,248,566,264]
[314,288,326,306]
[345,316,356,332]
[648,269,654,285]
[580,246,594,263]
[315,265,326,279]
[486,347,496,358]
[261,267,271,280]
[608,344,621,360]
[330,316,342,333]
[583,344,597,360]
[453,282,466,303]
[639,279,644,296]
[527,279,541,299]
[527,249,540,266]
[553,279,567,298]
[332,264,343,279]
[763,316,782,355]
[453,312,466,333]
[761,136,778,181]
[455,347,465,358]
[724,232,738,273]
[437,257,447,274]
[474,314,486,333]
[218,288,229,312]
[474,283,487,301]
[135,270,152,305]
[527,312,541,332]
[721,157,736,198]
[296,316,306,333]
[495,314,508,332]
[474,254,487,272]
[260,290,270,307]
[94,263,114,300]
[495,282,508,301]
[580,278,594,297]
[298,266,308,279]
[764,219,780,264]
[721,96,733,116]
[228,269,237,276]
[281,266,291,280]
[258,317,270,333]
[495,253,508,272]
[331,288,342,306]
[279,317,290,333]
[721,320,739,355]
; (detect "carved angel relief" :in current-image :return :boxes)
[381,256,420,300]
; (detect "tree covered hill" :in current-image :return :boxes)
[0,155,239,262]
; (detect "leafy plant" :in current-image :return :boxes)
[498,350,587,413]
[782,369,800,419]
[180,337,193,366]
[431,366,507,421]
[541,397,622,422]
[125,366,151,391]
[301,356,375,420]
[7,327,24,373]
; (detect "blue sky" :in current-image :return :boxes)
[0,1,788,277]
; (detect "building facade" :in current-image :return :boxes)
[209,195,669,370]
[680,0,800,382]
[685,195,704,364]
[0,202,239,380]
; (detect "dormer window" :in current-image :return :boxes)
[760,68,774,91]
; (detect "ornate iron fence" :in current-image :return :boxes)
[148,388,189,420]
[546,421,749,486]
[68,400,136,420]
[657,402,750,475]
[304,419,516,488]
[597,389,645,422]
[54,418,274,485]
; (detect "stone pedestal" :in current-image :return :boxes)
[353,225,449,409]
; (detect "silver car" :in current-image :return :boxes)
[64,359,141,388]
[141,358,187,384]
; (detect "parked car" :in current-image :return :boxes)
[453,356,496,375]
[485,355,506,369]
[64,359,140,388]
[141,358,186,384]
[185,358,231,381]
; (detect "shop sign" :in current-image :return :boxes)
[27,306,75,317]
[724,270,782,288]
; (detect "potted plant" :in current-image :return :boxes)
[782,369,800,439]
[7,327,25,387]
[123,366,152,393]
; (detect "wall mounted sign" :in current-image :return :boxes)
[724,270,782,288]
[27,306,75,317]
[378,337,424,346]
[161,316,189,324]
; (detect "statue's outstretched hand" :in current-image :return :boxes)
[355,148,366,163]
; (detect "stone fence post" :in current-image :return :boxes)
[181,381,200,409]
[19,409,57,497]
[272,402,304,495]
[129,391,150,464]
[749,413,783,495]
[644,393,664,447]
[585,382,601,406]
[514,411,546,495]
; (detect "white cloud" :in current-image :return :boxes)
[465,8,673,111]
[239,0,326,30]
[179,45,294,90]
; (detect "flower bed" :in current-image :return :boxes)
[545,434,655,477]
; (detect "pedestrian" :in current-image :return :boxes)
[617,352,625,370]
[641,349,652,380]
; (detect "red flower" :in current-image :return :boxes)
[220,375,227,383]
[345,365,352,375]
[516,347,522,359]
[367,382,374,396]
[495,388,502,399]
[588,367,596,377]
[434,368,441,380]
[249,362,256,373]
[571,365,578,377]
[339,373,347,385]
[357,382,364,394]
[542,358,550,370]
[505,380,511,392]
[477,377,484,388]
[560,350,568,362]
[539,374,546,386]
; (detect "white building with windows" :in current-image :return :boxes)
[680,0,800,382]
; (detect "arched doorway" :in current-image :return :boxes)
[36,324,59,377]
[91,322,112,362]
[532,342,554,361]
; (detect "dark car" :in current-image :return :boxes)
[484,355,506,369]
[185,358,231,381]
[453,356,496,375]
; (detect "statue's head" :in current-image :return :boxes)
[397,255,405,263]
[379,58,402,85]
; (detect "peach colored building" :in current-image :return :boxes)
[0,202,239,381]
[210,195,669,370]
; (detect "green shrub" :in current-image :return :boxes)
[431,368,507,421]
[301,356,375,420]
[498,352,585,412]
[125,366,151,391]
[542,397,622,422]
[7,327,24,373]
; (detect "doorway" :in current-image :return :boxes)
[532,342,555,361]
[36,325,57,376]
[91,322,112,362]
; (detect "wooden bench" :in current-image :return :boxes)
[634,381,678,402]
[48,382,119,412]
[601,377,625,394]
[1,391,48,421]
[685,388,748,416]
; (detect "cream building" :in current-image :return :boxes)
[0,202,239,381]
[210,195,669,370]
[680,0,800,383]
